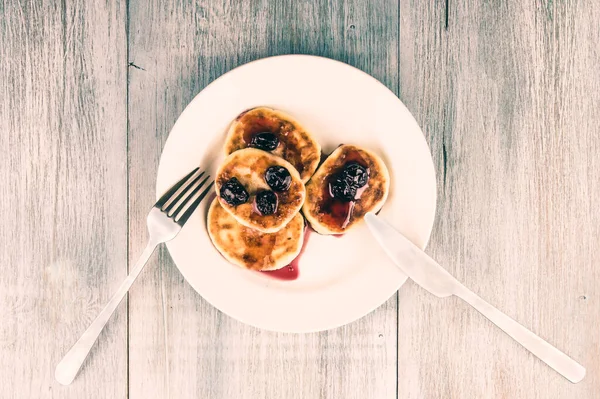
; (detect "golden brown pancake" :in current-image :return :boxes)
[207,199,305,271]
[224,107,321,183]
[215,148,306,233]
[303,144,390,235]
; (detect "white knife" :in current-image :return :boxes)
[364,212,585,383]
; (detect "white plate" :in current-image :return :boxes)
[156,55,436,333]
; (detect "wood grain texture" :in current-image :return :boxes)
[126,0,399,398]
[399,0,600,398]
[4,0,599,397]
[0,0,127,398]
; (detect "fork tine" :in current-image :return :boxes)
[176,180,214,226]
[170,174,211,217]
[164,171,206,213]
[155,167,200,208]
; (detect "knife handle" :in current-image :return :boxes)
[454,286,585,383]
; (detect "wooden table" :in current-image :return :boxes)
[2,1,599,398]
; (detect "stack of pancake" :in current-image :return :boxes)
[208,107,390,272]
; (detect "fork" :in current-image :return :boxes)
[55,167,213,385]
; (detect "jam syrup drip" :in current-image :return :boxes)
[261,226,312,281]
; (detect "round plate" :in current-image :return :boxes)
[156,55,436,333]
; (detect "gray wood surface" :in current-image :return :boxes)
[2,0,600,398]
[399,0,600,398]
[0,0,128,398]
[127,1,399,398]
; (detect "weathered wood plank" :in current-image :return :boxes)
[127,0,399,398]
[0,0,127,398]
[399,0,600,397]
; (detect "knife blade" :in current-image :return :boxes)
[364,212,586,383]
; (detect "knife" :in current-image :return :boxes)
[364,212,585,383]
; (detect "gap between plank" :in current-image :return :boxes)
[397,1,401,398]
[125,0,131,397]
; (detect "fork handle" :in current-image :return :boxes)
[454,285,586,383]
[55,241,158,385]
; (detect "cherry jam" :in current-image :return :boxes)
[318,150,369,230]
[242,116,281,148]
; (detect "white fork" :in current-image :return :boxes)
[55,167,213,385]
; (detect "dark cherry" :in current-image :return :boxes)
[250,132,279,151]
[220,177,249,206]
[329,175,357,201]
[255,190,278,215]
[342,162,369,188]
[264,166,292,191]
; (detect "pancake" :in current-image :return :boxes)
[207,198,305,271]
[224,107,321,183]
[303,144,390,235]
[215,148,306,233]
